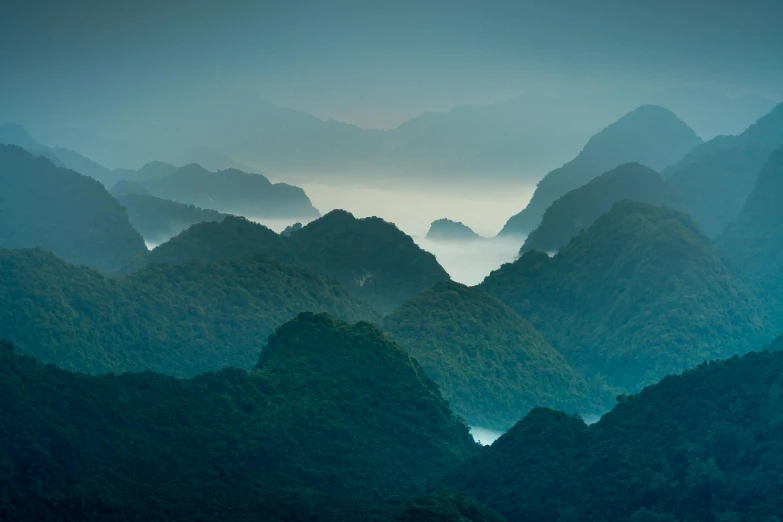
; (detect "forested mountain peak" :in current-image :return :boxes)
[520,162,673,255]
[384,281,610,430]
[444,348,783,521]
[499,105,700,237]
[483,200,770,391]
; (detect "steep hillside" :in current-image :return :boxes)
[116,193,227,245]
[145,210,451,314]
[0,313,477,521]
[665,103,783,236]
[289,210,451,314]
[0,248,380,376]
[0,145,146,272]
[718,146,783,323]
[444,349,783,521]
[384,282,610,430]
[499,105,701,237]
[520,163,674,255]
[483,201,770,391]
[145,215,288,265]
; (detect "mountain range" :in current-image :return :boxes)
[499,105,702,237]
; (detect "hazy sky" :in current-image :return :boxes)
[2,0,782,128]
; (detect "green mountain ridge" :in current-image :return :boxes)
[384,281,612,431]
[718,146,783,326]
[144,211,451,314]
[0,248,380,376]
[664,103,783,236]
[0,145,147,272]
[499,105,701,237]
[442,347,783,521]
[482,200,770,392]
[520,162,675,255]
[0,312,477,521]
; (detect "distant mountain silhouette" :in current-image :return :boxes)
[384,281,611,431]
[665,103,783,236]
[426,218,482,241]
[520,163,676,255]
[718,146,783,325]
[111,179,151,197]
[0,145,146,272]
[115,193,227,245]
[649,88,778,139]
[483,201,770,392]
[498,105,701,237]
[138,163,320,218]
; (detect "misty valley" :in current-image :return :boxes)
[2,2,783,521]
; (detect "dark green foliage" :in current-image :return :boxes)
[482,201,770,392]
[140,163,320,218]
[146,215,288,266]
[384,282,611,430]
[0,145,147,272]
[444,349,783,521]
[116,193,227,245]
[665,103,783,236]
[289,210,451,314]
[143,210,450,314]
[520,163,675,255]
[0,248,380,376]
[426,219,482,241]
[718,146,783,325]
[0,313,477,521]
[499,106,701,237]
[391,490,505,522]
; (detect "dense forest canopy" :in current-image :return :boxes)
[0,313,478,521]
[499,105,701,237]
[0,248,379,376]
[0,145,147,272]
[443,347,783,521]
[482,201,771,392]
[384,281,611,431]
[143,210,451,315]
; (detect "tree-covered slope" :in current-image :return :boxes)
[482,201,770,392]
[443,348,783,522]
[145,215,288,265]
[144,210,451,314]
[665,103,783,236]
[384,282,611,431]
[391,490,505,522]
[0,248,379,376]
[718,146,783,323]
[426,219,482,241]
[520,163,674,255]
[116,193,227,245]
[0,313,477,521]
[499,106,701,237]
[140,163,320,218]
[288,210,451,314]
[0,145,147,272]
